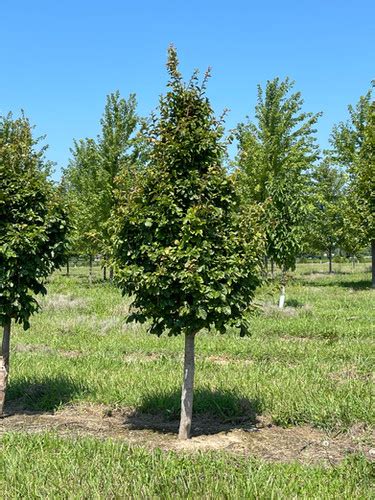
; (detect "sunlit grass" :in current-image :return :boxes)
[2,262,374,498]
[1,433,373,499]
[7,263,374,429]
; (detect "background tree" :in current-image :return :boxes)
[352,101,375,284]
[236,77,321,306]
[62,91,139,281]
[62,138,103,282]
[306,160,346,273]
[340,196,367,266]
[0,113,69,414]
[111,47,264,439]
[98,92,138,268]
[330,85,374,286]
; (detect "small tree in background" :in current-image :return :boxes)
[0,113,69,414]
[351,101,375,284]
[330,86,374,286]
[62,92,139,281]
[340,196,367,266]
[236,78,321,307]
[98,92,139,269]
[111,47,264,439]
[62,138,103,282]
[306,160,346,273]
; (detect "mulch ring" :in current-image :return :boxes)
[1,404,374,465]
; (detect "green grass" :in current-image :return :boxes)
[7,263,374,429]
[2,263,374,498]
[1,433,374,499]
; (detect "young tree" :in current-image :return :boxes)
[62,138,103,282]
[62,92,139,281]
[98,92,138,259]
[353,102,375,284]
[111,47,264,439]
[340,196,367,265]
[0,113,69,414]
[236,78,321,306]
[306,160,346,273]
[330,86,374,286]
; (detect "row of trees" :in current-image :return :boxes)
[236,79,374,287]
[61,92,144,282]
[237,79,374,301]
[1,47,374,436]
[63,72,374,300]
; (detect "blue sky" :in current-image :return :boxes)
[1,0,374,179]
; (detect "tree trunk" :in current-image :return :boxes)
[89,255,93,285]
[328,248,333,274]
[263,256,268,279]
[178,332,196,440]
[372,240,375,289]
[66,259,70,276]
[0,320,11,415]
[103,265,107,281]
[271,259,275,279]
[109,267,114,282]
[278,270,286,309]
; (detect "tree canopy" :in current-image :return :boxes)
[236,77,321,273]
[62,91,139,260]
[112,48,264,337]
[0,113,69,330]
[330,85,374,285]
[305,160,346,271]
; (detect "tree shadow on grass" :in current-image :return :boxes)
[285,298,305,308]
[5,376,87,415]
[303,278,372,290]
[126,388,264,436]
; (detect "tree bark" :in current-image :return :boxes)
[263,256,268,279]
[328,248,333,274]
[66,259,70,276]
[372,240,375,289]
[278,270,286,309]
[178,332,196,440]
[0,320,11,415]
[89,255,93,285]
[103,265,107,281]
[109,267,114,282]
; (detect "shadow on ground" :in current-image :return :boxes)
[303,278,371,290]
[5,376,87,414]
[127,388,263,436]
[285,298,305,308]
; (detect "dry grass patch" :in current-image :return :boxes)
[261,302,312,317]
[42,294,88,311]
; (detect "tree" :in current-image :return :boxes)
[306,160,346,273]
[111,47,264,439]
[330,86,374,286]
[98,92,138,256]
[0,113,69,414]
[352,101,375,284]
[62,138,103,282]
[236,78,321,306]
[62,92,139,281]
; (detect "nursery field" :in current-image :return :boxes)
[1,263,374,498]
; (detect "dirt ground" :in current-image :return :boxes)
[1,403,374,465]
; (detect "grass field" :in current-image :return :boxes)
[1,262,374,498]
